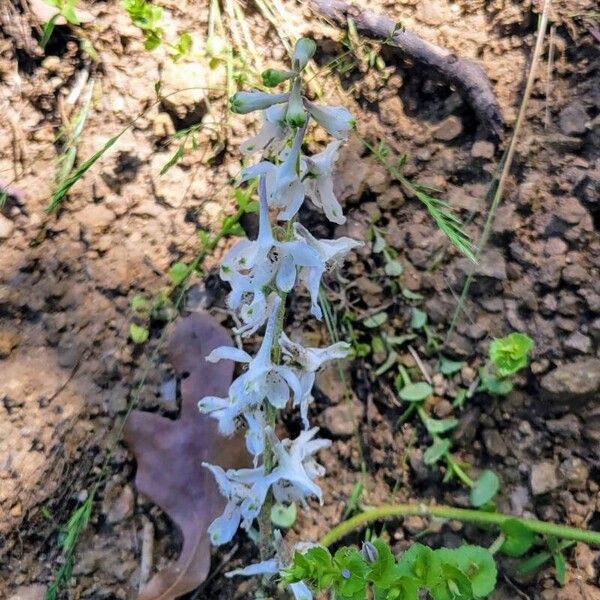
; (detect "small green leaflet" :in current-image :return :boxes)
[160,144,185,175]
[424,438,450,465]
[423,416,459,435]
[553,552,567,586]
[470,470,500,508]
[271,502,297,528]
[500,519,535,557]
[436,545,497,598]
[410,308,427,329]
[439,355,465,376]
[168,262,189,286]
[129,323,149,344]
[399,382,432,402]
[364,312,388,328]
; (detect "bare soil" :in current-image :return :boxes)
[1,1,599,599]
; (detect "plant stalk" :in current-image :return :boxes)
[320,503,600,548]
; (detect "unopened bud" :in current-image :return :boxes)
[293,37,316,71]
[361,541,379,563]
[262,68,295,87]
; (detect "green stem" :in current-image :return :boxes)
[320,504,600,548]
[445,452,474,488]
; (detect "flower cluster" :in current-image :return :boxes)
[198,37,358,596]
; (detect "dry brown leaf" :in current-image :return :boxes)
[124,313,247,600]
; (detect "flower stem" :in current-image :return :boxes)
[320,504,600,548]
[258,289,289,560]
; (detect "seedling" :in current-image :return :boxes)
[479,332,534,395]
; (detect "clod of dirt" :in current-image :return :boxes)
[160,61,225,127]
[539,358,600,405]
[124,313,247,600]
[0,215,14,239]
[530,461,561,496]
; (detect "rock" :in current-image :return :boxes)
[546,414,581,437]
[540,359,600,403]
[0,214,14,239]
[315,364,349,404]
[443,332,474,359]
[8,585,47,600]
[0,328,19,358]
[404,515,425,534]
[452,407,481,446]
[160,61,224,125]
[564,331,592,355]
[106,485,134,523]
[321,401,363,437]
[562,264,587,286]
[471,140,495,159]
[482,429,508,458]
[74,203,116,233]
[541,582,600,600]
[557,196,588,225]
[509,485,530,515]
[530,461,561,495]
[558,101,589,136]
[544,237,568,256]
[433,116,463,141]
[560,457,589,491]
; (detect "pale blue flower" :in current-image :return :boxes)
[304,99,355,139]
[241,104,291,156]
[303,140,346,224]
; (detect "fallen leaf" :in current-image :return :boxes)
[124,313,248,600]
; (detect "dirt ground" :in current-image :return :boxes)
[1,0,599,598]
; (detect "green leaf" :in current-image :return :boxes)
[436,545,497,598]
[270,502,297,528]
[428,563,472,600]
[129,323,149,344]
[423,438,451,465]
[396,544,439,586]
[62,4,79,24]
[422,416,459,435]
[384,259,403,277]
[372,230,386,253]
[168,261,189,286]
[500,520,535,557]
[470,470,500,508]
[479,367,513,395]
[40,15,58,48]
[130,294,151,314]
[410,308,427,329]
[517,551,551,575]
[261,68,294,87]
[364,312,388,328]
[160,144,185,175]
[399,382,432,402]
[489,332,534,377]
[553,552,567,586]
[401,288,424,301]
[367,539,396,588]
[333,547,369,596]
[439,355,465,376]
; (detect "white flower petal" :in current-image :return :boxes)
[206,346,252,364]
[264,371,290,409]
[207,501,242,545]
[226,559,279,578]
[304,100,355,139]
[275,252,297,292]
[289,581,313,600]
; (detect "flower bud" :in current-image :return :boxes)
[229,91,289,114]
[285,78,306,128]
[262,68,295,87]
[361,541,379,563]
[292,37,317,71]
